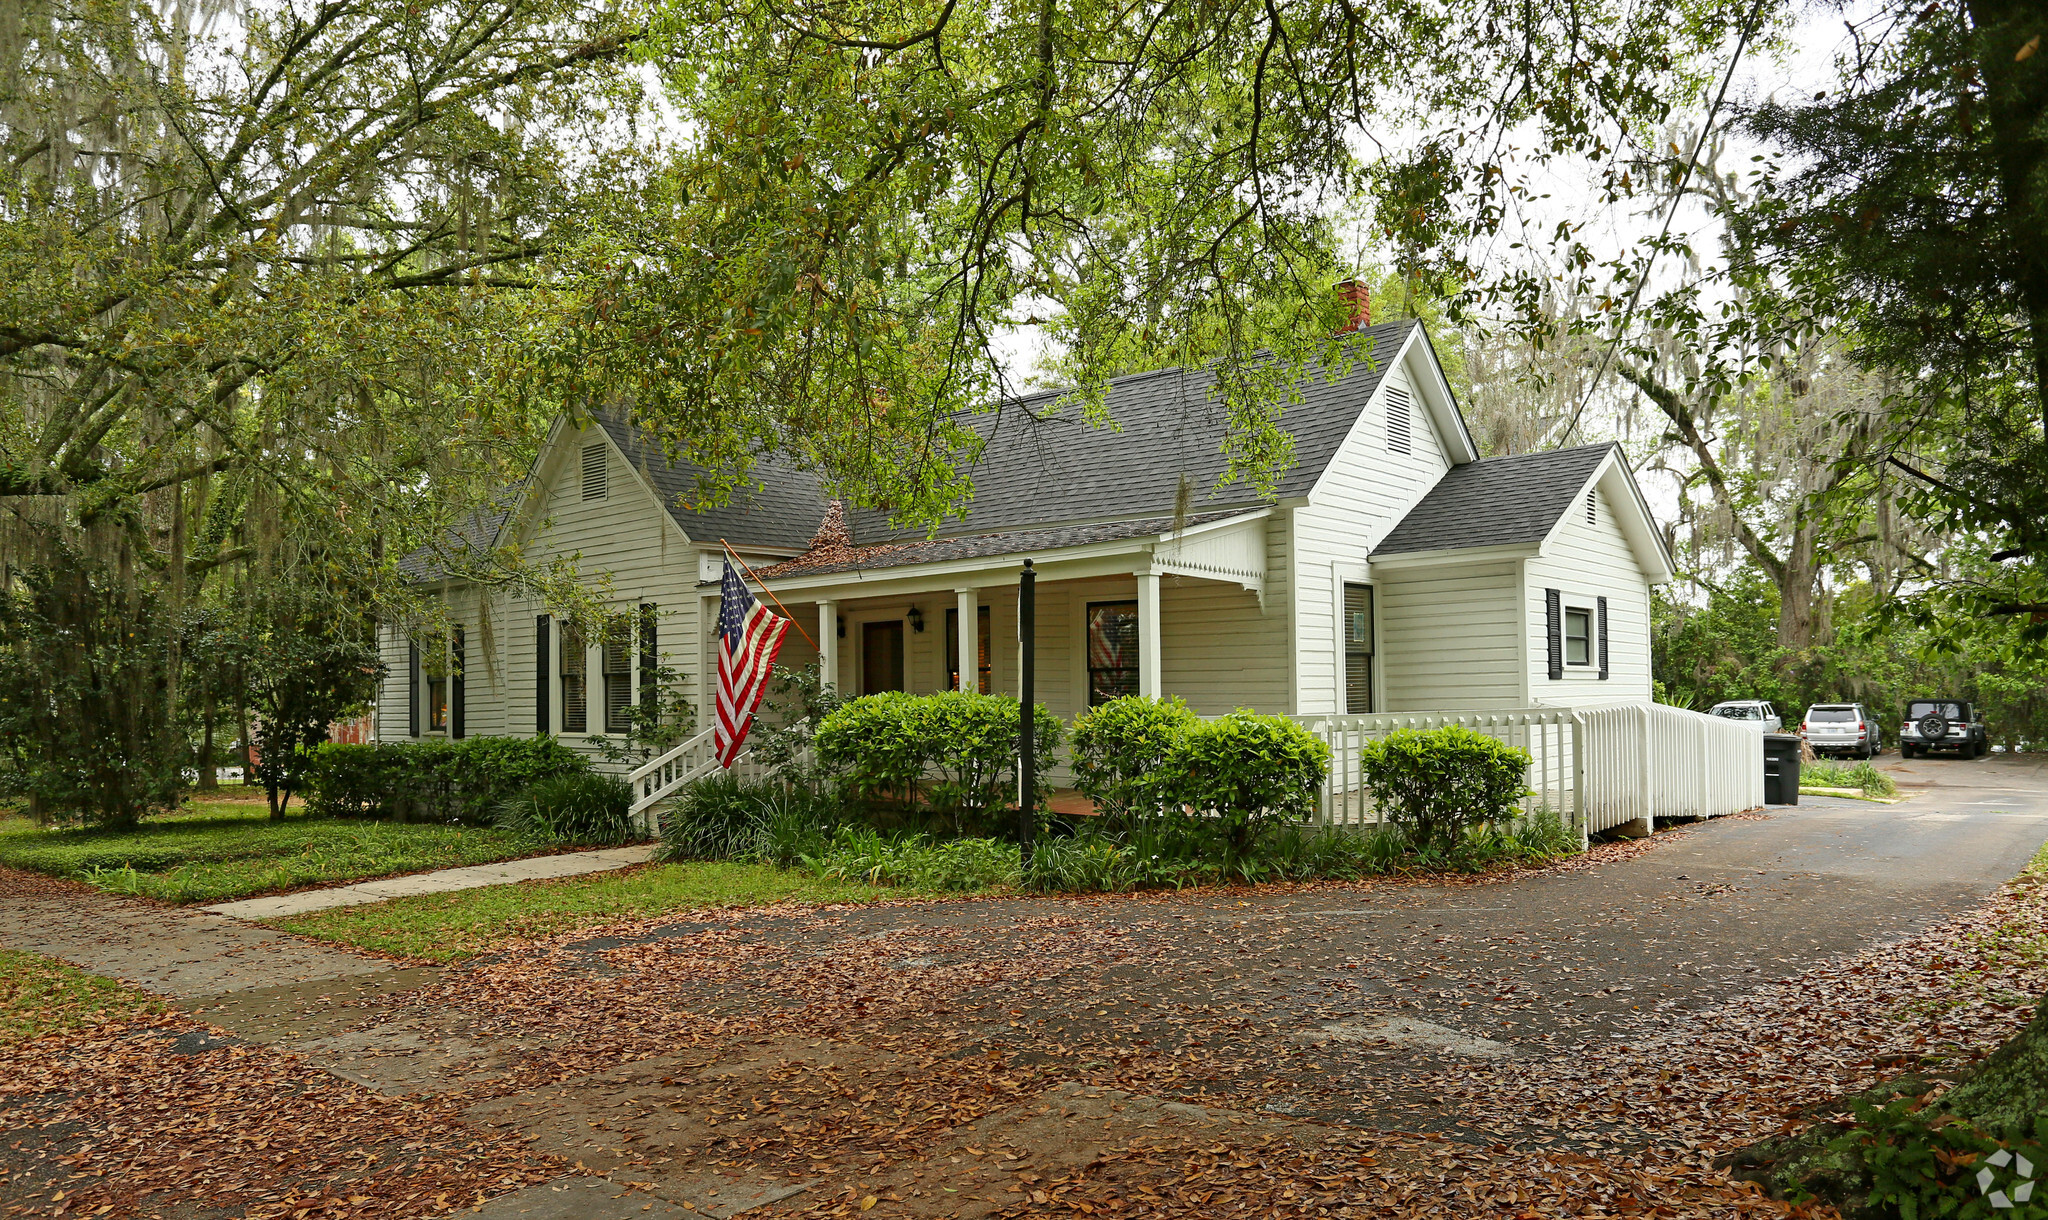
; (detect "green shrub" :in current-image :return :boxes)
[656,776,842,864]
[1154,710,1330,858]
[801,826,1020,891]
[1818,1099,2048,1218]
[495,772,635,845]
[815,692,928,804]
[1069,695,1199,819]
[814,691,1062,824]
[305,737,589,823]
[1358,725,1531,852]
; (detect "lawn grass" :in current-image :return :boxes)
[273,861,927,962]
[0,949,165,1044]
[0,806,558,904]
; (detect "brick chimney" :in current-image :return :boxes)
[1335,279,1371,334]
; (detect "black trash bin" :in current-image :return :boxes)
[1763,733,1803,805]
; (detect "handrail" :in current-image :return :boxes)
[628,726,721,823]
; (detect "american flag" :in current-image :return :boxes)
[714,560,790,767]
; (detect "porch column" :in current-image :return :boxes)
[1136,568,1162,699]
[818,599,839,693]
[955,588,977,690]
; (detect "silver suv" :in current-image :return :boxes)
[1899,700,1990,759]
[1802,703,1881,758]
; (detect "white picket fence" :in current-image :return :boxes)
[1296,701,1763,836]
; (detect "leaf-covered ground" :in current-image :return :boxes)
[4,804,2045,1218]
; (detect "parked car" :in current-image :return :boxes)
[1709,699,1783,732]
[1898,699,1990,759]
[1801,703,1882,758]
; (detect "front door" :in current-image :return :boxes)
[862,620,904,694]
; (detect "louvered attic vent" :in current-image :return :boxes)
[1386,385,1412,455]
[1586,488,1597,523]
[581,443,608,501]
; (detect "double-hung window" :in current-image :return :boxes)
[1086,601,1139,706]
[602,625,633,734]
[560,622,588,733]
[1343,584,1375,714]
[1563,606,1593,667]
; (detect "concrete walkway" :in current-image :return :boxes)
[200,843,660,921]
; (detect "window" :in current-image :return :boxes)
[602,624,633,734]
[559,622,587,733]
[1086,601,1139,706]
[946,605,993,693]
[1808,707,1858,723]
[581,443,608,501]
[1908,701,1967,721]
[1386,385,1413,454]
[424,634,449,732]
[1343,583,1374,714]
[1563,606,1592,666]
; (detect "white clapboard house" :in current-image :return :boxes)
[382,318,1763,833]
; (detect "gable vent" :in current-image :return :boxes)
[1385,385,1413,455]
[1586,488,1597,523]
[581,443,608,501]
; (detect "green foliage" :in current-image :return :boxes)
[1801,760,1900,798]
[0,561,185,827]
[813,691,1062,825]
[496,773,636,846]
[656,774,843,865]
[0,807,544,904]
[1068,696,1200,819]
[235,585,383,820]
[1812,1101,2048,1219]
[1357,726,1531,853]
[304,737,589,824]
[800,827,1020,892]
[1152,710,1330,857]
[753,663,851,780]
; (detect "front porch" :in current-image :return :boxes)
[698,511,1287,730]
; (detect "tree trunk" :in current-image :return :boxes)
[196,689,218,791]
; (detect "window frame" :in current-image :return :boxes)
[1342,582,1375,715]
[1085,600,1140,708]
[1562,605,1594,667]
[601,623,633,735]
[559,621,588,734]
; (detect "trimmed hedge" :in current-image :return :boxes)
[305,737,590,823]
[1069,695,1199,819]
[1357,725,1530,851]
[814,691,1063,826]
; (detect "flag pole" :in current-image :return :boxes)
[719,539,819,651]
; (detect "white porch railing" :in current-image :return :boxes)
[1296,701,1763,836]
[625,729,791,833]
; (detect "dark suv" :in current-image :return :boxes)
[1899,700,1990,759]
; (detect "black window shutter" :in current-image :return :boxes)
[1544,589,1563,681]
[407,640,421,736]
[451,626,466,738]
[1596,597,1610,680]
[638,603,658,714]
[534,614,551,735]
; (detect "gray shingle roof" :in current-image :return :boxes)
[397,500,513,583]
[599,320,1424,551]
[748,510,1256,582]
[1372,443,1615,557]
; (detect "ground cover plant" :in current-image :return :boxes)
[0,949,164,1044]
[0,807,556,904]
[272,862,917,961]
[495,773,635,846]
[1800,759,1900,797]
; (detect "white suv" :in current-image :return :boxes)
[1802,703,1881,758]
[1710,700,1783,733]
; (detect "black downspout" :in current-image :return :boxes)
[1017,558,1036,856]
